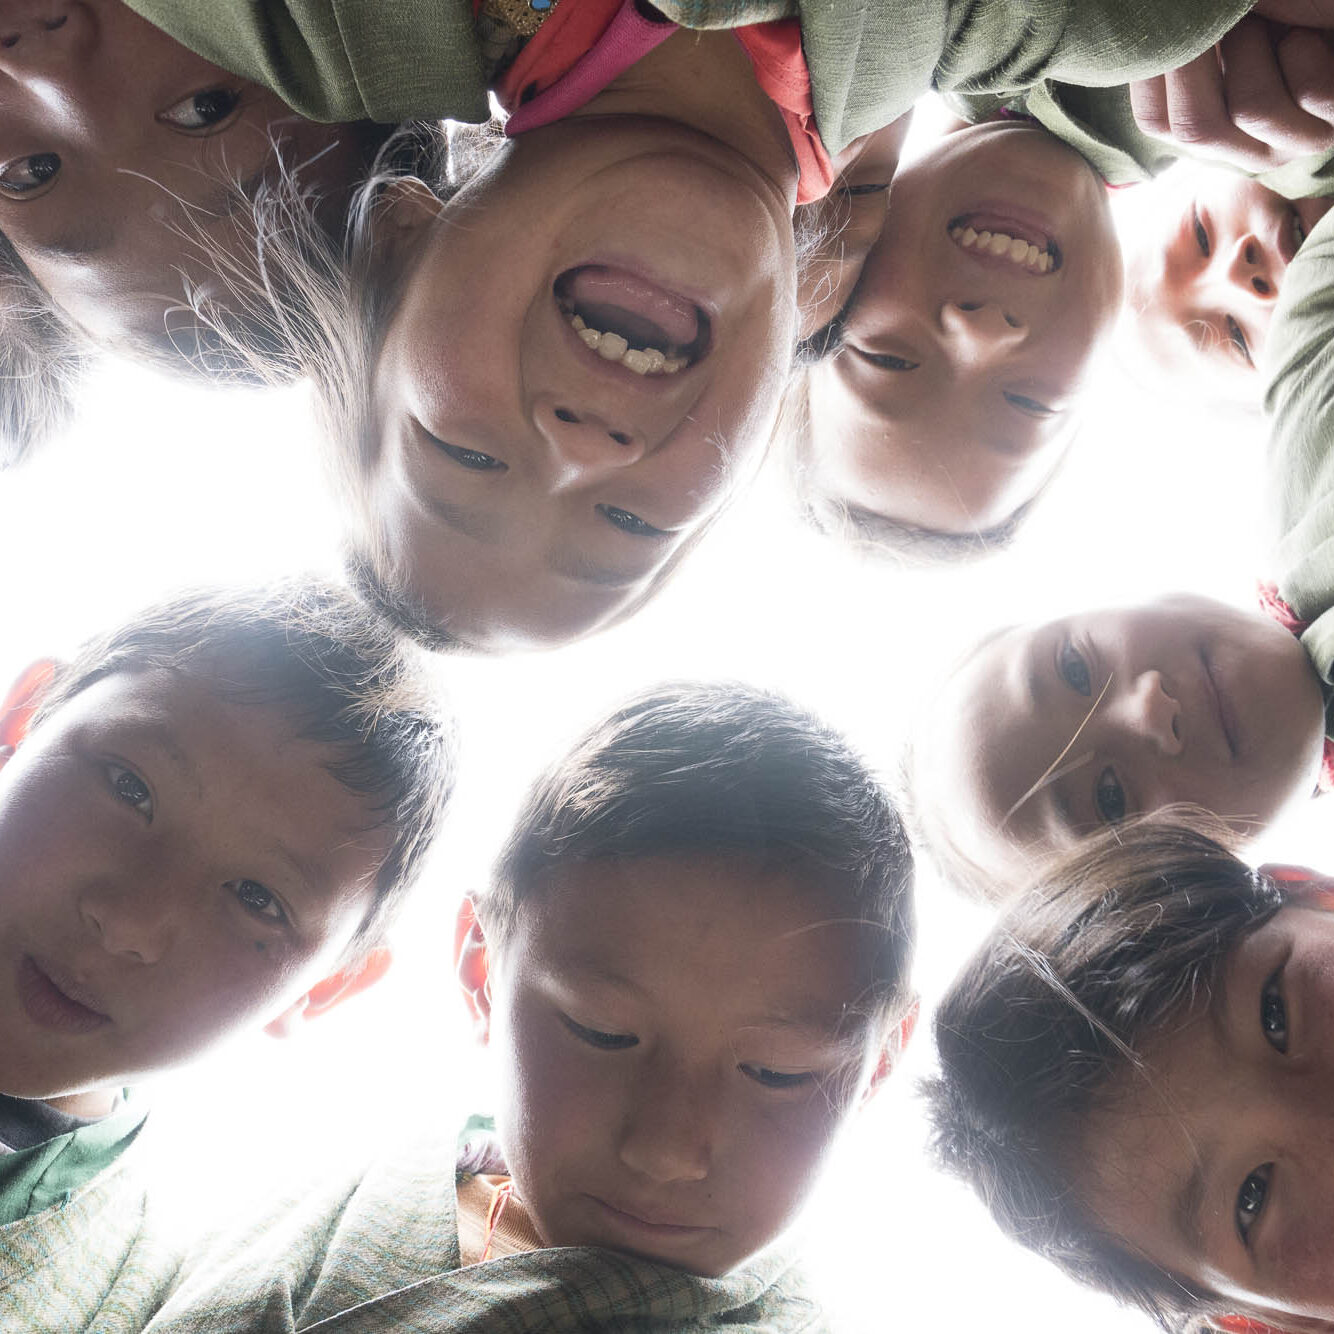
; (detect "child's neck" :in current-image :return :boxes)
[42,1088,119,1119]
[572,25,799,211]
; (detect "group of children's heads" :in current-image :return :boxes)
[0,581,915,1278]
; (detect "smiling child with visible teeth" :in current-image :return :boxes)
[786,118,1123,564]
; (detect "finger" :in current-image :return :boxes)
[1222,19,1334,155]
[1158,49,1283,169]
[1128,74,1171,137]
[1251,0,1334,27]
[1276,25,1334,129]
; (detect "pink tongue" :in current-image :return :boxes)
[568,266,699,346]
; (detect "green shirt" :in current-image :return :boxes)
[1264,205,1334,704]
[146,1131,825,1332]
[0,1095,144,1227]
[126,0,1250,153]
[952,83,1334,197]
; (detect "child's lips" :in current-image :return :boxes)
[586,1194,715,1240]
[17,955,112,1035]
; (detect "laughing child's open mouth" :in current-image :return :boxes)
[556,265,712,375]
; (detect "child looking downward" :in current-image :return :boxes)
[0,582,454,1332]
[148,681,916,1331]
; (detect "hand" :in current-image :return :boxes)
[1129,16,1334,171]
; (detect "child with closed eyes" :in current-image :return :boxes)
[929,815,1334,1334]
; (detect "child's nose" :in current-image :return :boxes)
[1112,670,1183,757]
[0,4,94,64]
[78,875,178,966]
[532,396,647,488]
[938,301,1027,363]
[1227,233,1284,302]
[618,1066,714,1184]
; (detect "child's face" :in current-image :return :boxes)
[0,667,390,1103]
[920,595,1326,891]
[1127,167,1334,395]
[1075,896,1334,1328]
[804,122,1122,534]
[1,0,363,354]
[466,853,889,1275]
[367,120,797,651]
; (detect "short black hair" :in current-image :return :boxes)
[926,813,1281,1331]
[36,579,456,952]
[481,680,916,1021]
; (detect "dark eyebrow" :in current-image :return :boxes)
[1173,1155,1208,1254]
[134,724,206,802]
[548,548,646,588]
[29,221,115,260]
[423,495,501,543]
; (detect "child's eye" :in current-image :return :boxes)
[1236,1164,1272,1245]
[1057,638,1093,696]
[1093,767,1127,825]
[739,1064,816,1091]
[849,347,919,372]
[106,763,153,820]
[1226,316,1254,369]
[597,505,669,539]
[0,152,60,197]
[560,1013,638,1051]
[1192,205,1210,258]
[1003,391,1056,418]
[227,879,287,924]
[158,88,242,133]
[433,440,507,472]
[1260,968,1288,1053]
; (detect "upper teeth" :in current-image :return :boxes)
[950,226,1053,273]
[565,311,687,375]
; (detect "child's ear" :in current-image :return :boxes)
[0,659,60,764]
[455,896,493,1045]
[263,946,393,1039]
[863,996,920,1103]
[375,178,443,261]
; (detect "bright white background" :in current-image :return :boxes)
[1,101,1325,1333]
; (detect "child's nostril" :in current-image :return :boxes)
[43,15,67,30]
[609,431,632,446]
[958,301,982,312]
[1254,277,1271,296]
[554,408,578,423]
[1003,313,1021,328]
[1172,717,1181,740]
[1245,242,1258,265]
[0,33,19,48]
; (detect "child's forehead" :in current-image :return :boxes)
[514,853,881,1011]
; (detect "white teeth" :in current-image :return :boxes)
[561,309,688,374]
[950,224,1055,273]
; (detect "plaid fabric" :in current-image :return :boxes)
[0,1153,190,1334]
[146,1135,826,1333]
